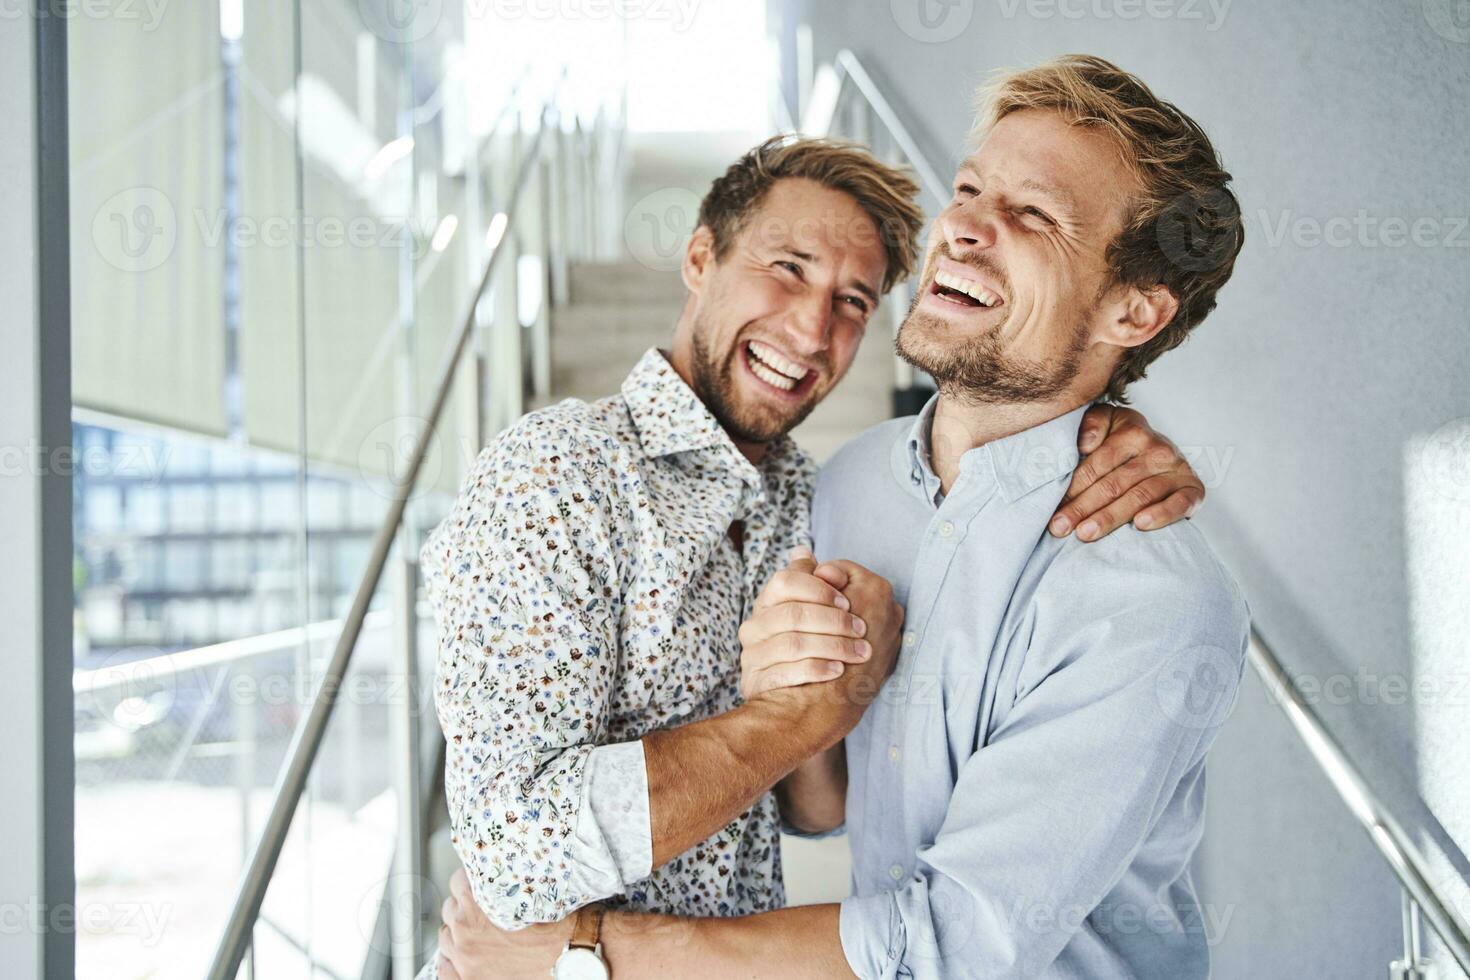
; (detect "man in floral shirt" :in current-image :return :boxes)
[419,136,1206,974]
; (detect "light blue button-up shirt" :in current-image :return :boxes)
[811,397,1250,980]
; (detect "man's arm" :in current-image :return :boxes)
[648,556,902,862]
[740,552,878,835]
[1052,404,1206,540]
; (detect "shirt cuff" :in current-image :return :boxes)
[569,739,653,897]
[840,891,903,980]
[779,818,847,840]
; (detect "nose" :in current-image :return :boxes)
[780,290,833,359]
[941,196,999,255]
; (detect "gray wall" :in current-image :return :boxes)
[779,0,1470,975]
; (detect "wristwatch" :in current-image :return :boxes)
[551,904,609,980]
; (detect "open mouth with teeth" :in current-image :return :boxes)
[742,339,815,395]
[930,269,1005,310]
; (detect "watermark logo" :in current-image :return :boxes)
[1419,417,1470,501]
[624,187,701,272]
[465,0,701,30]
[1154,644,1239,730]
[1423,0,1470,42]
[1157,187,1239,274]
[359,872,443,956]
[1256,209,1468,250]
[77,648,177,732]
[357,416,443,502]
[5,0,172,32]
[0,898,173,946]
[891,0,975,42]
[360,0,443,44]
[93,186,176,273]
[992,0,1231,30]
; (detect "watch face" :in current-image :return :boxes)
[552,946,609,980]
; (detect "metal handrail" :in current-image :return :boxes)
[803,49,949,208]
[204,96,567,980]
[1248,629,1470,974]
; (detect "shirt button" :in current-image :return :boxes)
[889,864,905,880]
[903,631,916,649]
[939,520,955,538]
[888,745,901,762]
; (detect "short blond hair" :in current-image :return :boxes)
[698,136,925,294]
[975,55,1244,402]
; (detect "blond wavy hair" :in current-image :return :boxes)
[974,55,1244,402]
[697,135,925,294]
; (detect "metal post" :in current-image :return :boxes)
[389,551,424,978]
[231,668,257,979]
[1390,889,1430,979]
[530,158,553,398]
[549,122,571,308]
[491,224,522,430]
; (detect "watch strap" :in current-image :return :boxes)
[569,904,605,951]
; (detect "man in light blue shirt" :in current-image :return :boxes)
[809,396,1247,978]
[431,53,1249,979]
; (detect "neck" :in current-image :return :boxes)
[664,342,770,465]
[928,387,1094,495]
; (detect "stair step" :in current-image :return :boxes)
[568,262,687,305]
[551,301,682,336]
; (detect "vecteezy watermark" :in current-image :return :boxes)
[1255,209,1470,250]
[193,210,426,255]
[1157,187,1241,274]
[624,187,702,272]
[91,187,429,274]
[465,0,701,31]
[0,439,170,482]
[356,416,445,502]
[1417,417,1470,502]
[1006,897,1236,945]
[993,0,1231,30]
[76,649,178,732]
[359,0,444,44]
[1279,668,1470,709]
[0,0,171,31]
[360,872,444,956]
[0,898,173,946]
[1154,644,1241,730]
[93,187,177,274]
[1422,0,1470,43]
[891,0,975,43]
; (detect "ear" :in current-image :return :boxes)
[681,226,717,296]
[1097,283,1180,351]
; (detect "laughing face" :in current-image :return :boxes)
[898,108,1143,403]
[673,177,889,446]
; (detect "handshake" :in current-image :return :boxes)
[739,546,905,738]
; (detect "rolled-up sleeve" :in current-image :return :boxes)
[421,419,649,928]
[839,542,1249,979]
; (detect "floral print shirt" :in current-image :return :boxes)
[420,347,816,934]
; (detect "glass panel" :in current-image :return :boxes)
[69,2,308,977]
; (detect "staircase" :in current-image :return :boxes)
[544,258,900,463]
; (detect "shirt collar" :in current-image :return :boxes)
[891,392,1090,505]
[621,347,797,488]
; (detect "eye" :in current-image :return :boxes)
[839,295,870,315]
[953,182,978,199]
[1020,205,1054,225]
[776,260,802,276]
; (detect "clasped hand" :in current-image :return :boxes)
[739,547,903,722]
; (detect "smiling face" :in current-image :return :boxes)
[898,108,1146,404]
[672,177,888,446]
